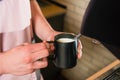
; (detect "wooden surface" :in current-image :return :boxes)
[61,35,117,80]
[40,1,66,18]
[86,60,120,80]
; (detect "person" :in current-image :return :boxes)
[0,0,82,80]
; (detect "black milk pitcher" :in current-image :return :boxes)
[53,33,78,69]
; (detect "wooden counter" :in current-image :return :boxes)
[87,59,120,80]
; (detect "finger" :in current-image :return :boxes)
[33,58,48,69]
[49,43,54,52]
[47,43,54,54]
[44,41,51,49]
[78,40,82,49]
[44,41,54,54]
[31,49,49,62]
[12,63,35,75]
[22,43,30,46]
[77,48,82,59]
[28,43,47,53]
[77,40,83,59]
[14,69,35,76]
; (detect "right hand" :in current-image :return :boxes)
[0,42,49,75]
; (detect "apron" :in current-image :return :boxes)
[0,0,42,80]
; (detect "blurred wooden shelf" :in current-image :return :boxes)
[39,1,66,18]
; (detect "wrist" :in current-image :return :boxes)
[46,30,55,41]
[47,31,63,41]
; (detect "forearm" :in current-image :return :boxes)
[30,0,55,40]
[0,53,3,75]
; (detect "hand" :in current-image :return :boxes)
[77,40,82,59]
[0,42,49,75]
